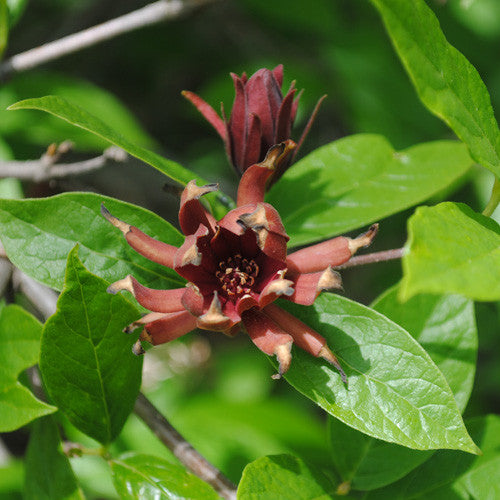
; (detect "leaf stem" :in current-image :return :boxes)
[482,177,500,217]
[134,392,237,500]
[335,248,404,269]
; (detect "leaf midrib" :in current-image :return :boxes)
[72,256,112,443]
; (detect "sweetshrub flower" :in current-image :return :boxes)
[182,65,325,178]
[102,142,377,381]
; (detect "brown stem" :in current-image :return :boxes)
[335,248,404,269]
[134,393,237,500]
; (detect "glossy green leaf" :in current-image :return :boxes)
[0,192,184,291]
[8,96,201,187]
[237,454,340,500]
[267,136,472,247]
[40,246,142,444]
[24,416,85,500]
[110,453,219,500]
[0,305,56,432]
[0,73,157,151]
[6,0,27,26]
[401,202,500,301]
[277,294,478,453]
[364,415,500,499]
[328,287,477,491]
[370,0,500,178]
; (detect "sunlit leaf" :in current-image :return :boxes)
[110,453,219,500]
[0,192,184,291]
[0,305,56,432]
[401,202,500,301]
[40,246,142,444]
[276,294,478,454]
[268,136,472,246]
[370,0,500,178]
[328,287,477,490]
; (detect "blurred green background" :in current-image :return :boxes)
[1,0,499,498]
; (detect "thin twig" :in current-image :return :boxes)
[0,0,216,81]
[11,268,58,319]
[0,146,127,182]
[335,248,404,269]
[134,393,237,500]
[11,267,237,498]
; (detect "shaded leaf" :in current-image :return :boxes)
[268,136,472,247]
[40,246,142,444]
[110,453,219,500]
[0,305,55,432]
[328,287,477,490]
[401,202,500,301]
[24,416,85,500]
[364,415,500,499]
[276,294,477,453]
[0,192,184,291]
[237,454,340,500]
[370,0,500,178]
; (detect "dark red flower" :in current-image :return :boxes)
[182,65,325,179]
[103,142,377,381]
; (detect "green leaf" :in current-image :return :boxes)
[0,0,8,59]
[39,246,142,444]
[370,0,500,178]
[0,192,184,291]
[24,416,85,500]
[0,73,157,151]
[0,305,55,432]
[401,202,500,301]
[237,454,340,500]
[110,453,219,500]
[268,136,472,247]
[8,95,201,187]
[327,287,477,491]
[373,286,477,412]
[277,294,478,453]
[6,0,27,26]
[364,415,500,499]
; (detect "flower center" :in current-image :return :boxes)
[216,254,259,298]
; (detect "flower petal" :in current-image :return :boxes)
[285,267,342,306]
[182,90,227,141]
[286,236,351,274]
[236,141,296,207]
[229,73,247,170]
[107,275,185,313]
[237,203,289,261]
[143,310,197,345]
[272,64,284,88]
[258,273,294,308]
[263,303,347,383]
[242,308,293,378]
[101,204,176,268]
[181,283,205,317]
[197,292,237,331]
[179,180,218,236]
[242,113,262,171]
[174,225,218,284]
[293,94,327,161]
[275,87,296,143]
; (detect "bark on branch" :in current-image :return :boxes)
[0,145,127,182]
[0,0,216,81]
